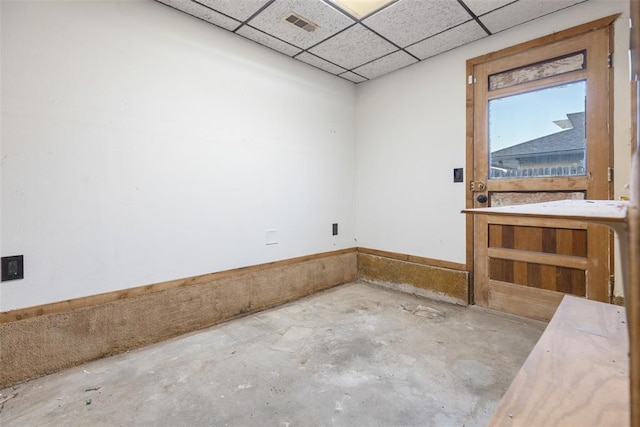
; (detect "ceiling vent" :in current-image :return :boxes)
[284,13,319,33]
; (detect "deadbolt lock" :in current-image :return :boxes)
[470,181,486,192]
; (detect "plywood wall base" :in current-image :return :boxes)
[0,248,472,389]
[0,250,357,389]
[613,295,626,306]
[357,252,469,306]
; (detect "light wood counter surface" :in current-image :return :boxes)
[488,295,629,426]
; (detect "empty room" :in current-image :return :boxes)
[1,0,639,425]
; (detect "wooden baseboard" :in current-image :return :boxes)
[0,247,471,389]
[357,250,469,306]
[0,249,357,389]
[612,295,626,306]
[356,247,467,271]
[0,249,356,324]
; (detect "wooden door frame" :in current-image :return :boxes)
[465,15,619,303]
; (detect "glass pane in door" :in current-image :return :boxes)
[488,81,586,179]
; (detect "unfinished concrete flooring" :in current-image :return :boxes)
[0,282,545,426]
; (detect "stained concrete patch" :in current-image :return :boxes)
[221,315,274,343]
[334,394,352,412]
[326,370,379,388]
[270,326,314,352]
[452,359,496,388]
[402,303,448,321]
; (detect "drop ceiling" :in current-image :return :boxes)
[155,0,589,83]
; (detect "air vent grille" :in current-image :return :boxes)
[284,13,319,33]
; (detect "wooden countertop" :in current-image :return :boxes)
[462,199,629,225]
[488,295,630,426]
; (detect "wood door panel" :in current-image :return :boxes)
[557,228,589,256]
[488,258,586,296]
[541,228,557,253]
[515,226,542,252]
[513,260,528,287]
[540,264,557,291]
[489,224,588,256]
[565,266,586,296]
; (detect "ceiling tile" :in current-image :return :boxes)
[197,0,272,22]
[460,0,516,17]
[157,0,241,31]
[479,0,587,33]
[328,0,396,19]
[308,24,397,70]
[237,25,302,56]
[363,0,472,47]
[351,50,417,79]
[339,71,368,83]
[296,52,347,75]
[247,0,355,49]
[406,20,487,60]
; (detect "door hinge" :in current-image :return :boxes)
[608,167,614,182]
[607,53,612,68]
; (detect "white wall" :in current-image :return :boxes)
[2,0,632,312]
[0,0,356,311]
[355,0,631,296]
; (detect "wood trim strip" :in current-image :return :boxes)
[488,247,588,270]
[356,247,467,271]
[467,14,620,67]
[486,176,588,192]
[465,57,476,284]
[0,248,357,324]
[633,81,638,157]
[630,5,640,420]
[474,215,490,306]
[485,214,588,230]
[486,67,588,100]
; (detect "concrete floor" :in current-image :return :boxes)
[0,281,546,427]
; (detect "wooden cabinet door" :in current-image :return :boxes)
[469,24,613,321]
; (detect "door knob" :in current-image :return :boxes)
[476,194,488,203]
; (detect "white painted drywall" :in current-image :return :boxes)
[0,0,356,311]
[2,0,633,311]
[355,0,631,295]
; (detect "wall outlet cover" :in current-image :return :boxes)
[453,168,464,183]
[266,229,278,245]
[2,255,24,281]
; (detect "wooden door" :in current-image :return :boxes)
[468,20,614,321]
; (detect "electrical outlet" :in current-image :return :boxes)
[2,255,24,281]
[266,229,278,245]
[453,168,464,183]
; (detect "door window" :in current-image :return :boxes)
[488,81,586,179]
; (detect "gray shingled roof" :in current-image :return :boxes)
[491,112,585,159]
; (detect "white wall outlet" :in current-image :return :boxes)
[266,229,278,245]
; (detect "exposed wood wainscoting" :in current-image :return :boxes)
[357,248,469,306]
[0,249,357,389]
